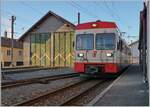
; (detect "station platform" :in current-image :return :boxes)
[1,67,74,83]
[88,65,149,106]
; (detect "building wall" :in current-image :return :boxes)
[32,16,73,33]
[23,35,31,66]
[1,46,23,67]
[23,15,75,66]
[146,1,149,84]
[57,24,75,32]
[130,42,139,64]
[139,2,148,84]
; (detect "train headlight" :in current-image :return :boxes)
[92,23,97,27]
[106,53,113,57]
[78,53,84,57]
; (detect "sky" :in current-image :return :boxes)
[1,0,143,44]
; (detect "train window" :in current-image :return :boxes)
[120,40,123,51]
[96,33,115,50]
[117,42,119,50]
[117,39,121,50]
[122,43,125,53]
[76,34,94,50]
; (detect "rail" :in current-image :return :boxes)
[15,79,108,106]
[2,73,79,89]
[2,66,70,74]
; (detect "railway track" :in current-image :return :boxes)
[15,79,108,106]
[2,66,39,70]
[60,79,108,106]
[2,67,44,74]
[61,80,113,106]
[2,73,79,89]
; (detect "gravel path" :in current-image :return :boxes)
[2,76,82,106]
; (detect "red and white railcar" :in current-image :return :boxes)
[74,21,131,76]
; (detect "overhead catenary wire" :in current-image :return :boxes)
[103,1,134,37]
[1,2,43,38]
[67,1,99,20]
[1,4,42,38]
[19,1,43,15]
[1,23,10,28]
[92,1,137,43]
[1,1,137,42]
[1,9,33,23]
[93,2,123,33]
[93,1,116,21]
[107,2,135,40]
[1,16,27,34]
[103,1,121,21]
[72,1,99,18]
[93,1,128,28]
[107,1,132,30]
[110,2,122,20]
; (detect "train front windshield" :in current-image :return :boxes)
[76,34,94,50]
[96,33,115,50]
[76,33,115,50]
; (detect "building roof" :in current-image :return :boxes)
[19,10,76,41]
[129,40,139,46]
[1,37,23,49]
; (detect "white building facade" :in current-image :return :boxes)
[129,41,139,64]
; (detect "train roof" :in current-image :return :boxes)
[76,21,118,30]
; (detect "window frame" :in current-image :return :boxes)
[95,33,116,50]
[7,50,11,56]
[18,50,22,56]
[76,33,94,50]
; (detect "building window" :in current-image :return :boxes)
[4,62,11,66]
[19,50,22,56]
[7,50,11,56]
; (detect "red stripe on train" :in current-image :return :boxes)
[74,62,119,73]
[76,21,117,30]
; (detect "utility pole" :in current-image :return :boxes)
[78,12,80,24]
[11,15,16,67]
[4,30,7,38]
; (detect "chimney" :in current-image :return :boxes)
[4,31,7,38]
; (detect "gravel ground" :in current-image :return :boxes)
[2,76,83,106]
[2,68,74,83]
[31,79,101,106]
[67,79,114,106]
